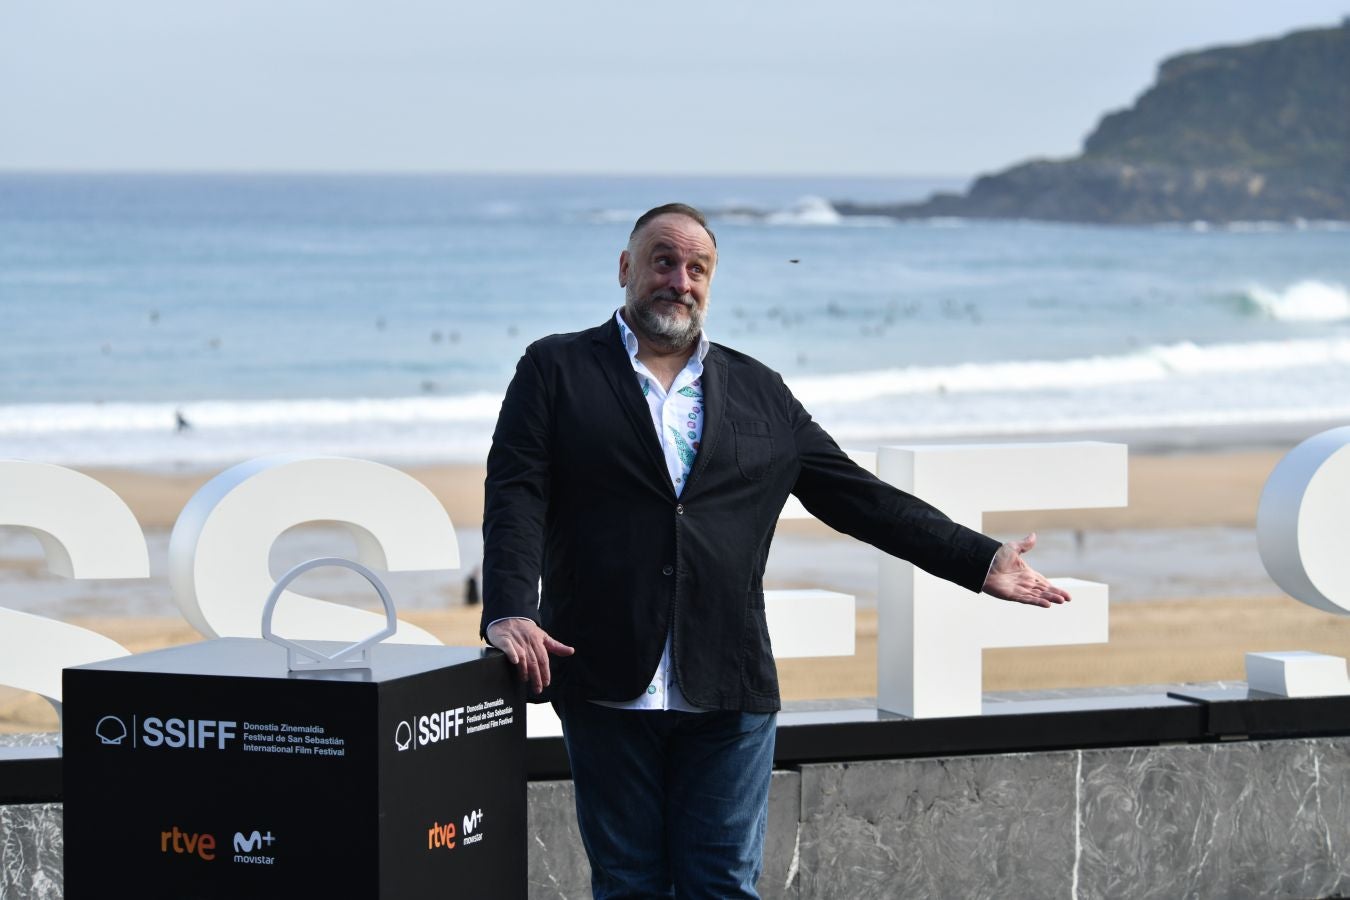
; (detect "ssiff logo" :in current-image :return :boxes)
[95,715,237,750]
[95,715,127,745]
[417,707,464,746]
[142,717,236,750]
[397,708,465,751]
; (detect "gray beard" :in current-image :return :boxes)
[624,286,704,351]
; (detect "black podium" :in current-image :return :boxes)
[63,638,525,899]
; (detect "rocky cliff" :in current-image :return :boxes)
[840,20,1349,224]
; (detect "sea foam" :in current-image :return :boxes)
[1245,280,1350,322]
[785,336,1350,405]
[764,196,843,226]
[0,393,504,435]
[4,336,1349,469]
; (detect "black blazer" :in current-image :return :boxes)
[481,316,1000,712]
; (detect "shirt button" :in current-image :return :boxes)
[662,564,674,576]
[676,503,684,515]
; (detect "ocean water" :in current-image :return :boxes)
[2,173,1348,468]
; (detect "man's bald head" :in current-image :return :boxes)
[629,203,717,251]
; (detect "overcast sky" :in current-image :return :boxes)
[1,1,1344,176]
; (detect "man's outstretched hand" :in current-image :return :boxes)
[981,532,1072,608]
[485,618,575,695]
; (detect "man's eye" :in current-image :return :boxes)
[690,265,704,275]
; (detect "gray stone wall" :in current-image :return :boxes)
[0,803,61,900]
[790,739,1350,900]
[4,737,1348,898]
[1077,740,1350,900]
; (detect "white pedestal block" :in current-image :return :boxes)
[1246,651,1350,697]
[764,590,855,658]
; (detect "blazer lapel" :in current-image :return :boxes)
[590,318,673,492]
[684,344,726,493]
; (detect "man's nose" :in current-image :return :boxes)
[669,267,692,294]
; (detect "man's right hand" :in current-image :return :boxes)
[485,618,576,695]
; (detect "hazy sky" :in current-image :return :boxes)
[1,1,1344,176]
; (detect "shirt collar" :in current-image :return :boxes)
[614,308,710,365]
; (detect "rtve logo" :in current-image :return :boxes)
[427,820,456,851]
[160,826,217,861]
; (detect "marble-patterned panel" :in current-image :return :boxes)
[796,752,1077,900]
[0,735,59,751]
[761,771,801,900]
[0,803,62,900]
[1078,737,1350,900]
[527,780,590,899]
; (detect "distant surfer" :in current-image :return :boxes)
[175,409,191,432]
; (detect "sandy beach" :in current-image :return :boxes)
[5,445,1348,734]
[75,447,1281,534]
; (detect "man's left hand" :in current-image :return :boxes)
[981,532,1071,607]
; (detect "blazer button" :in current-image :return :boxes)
[662,565,674,576]
[676,503,684,515]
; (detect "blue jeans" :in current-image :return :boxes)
[554,699,777,899]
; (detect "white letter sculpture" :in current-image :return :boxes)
[168,455,458,645]
[0,462,145,711]
[877,442,1127,718]
[1258,426,1350,615]
[1251,426,1350,695]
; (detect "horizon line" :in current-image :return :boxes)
[0,167,974,182]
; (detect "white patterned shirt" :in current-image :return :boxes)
[595,310,711,711]
[487,310,711,711]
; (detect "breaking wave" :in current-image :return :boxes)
[5,336,1350,469]
[1243,280,1350,322]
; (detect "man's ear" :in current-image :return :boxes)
[618,250,630,287]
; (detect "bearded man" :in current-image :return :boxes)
[482,202,1066,899]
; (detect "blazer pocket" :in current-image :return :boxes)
[740,601,779,698]
[733,420,774,481]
